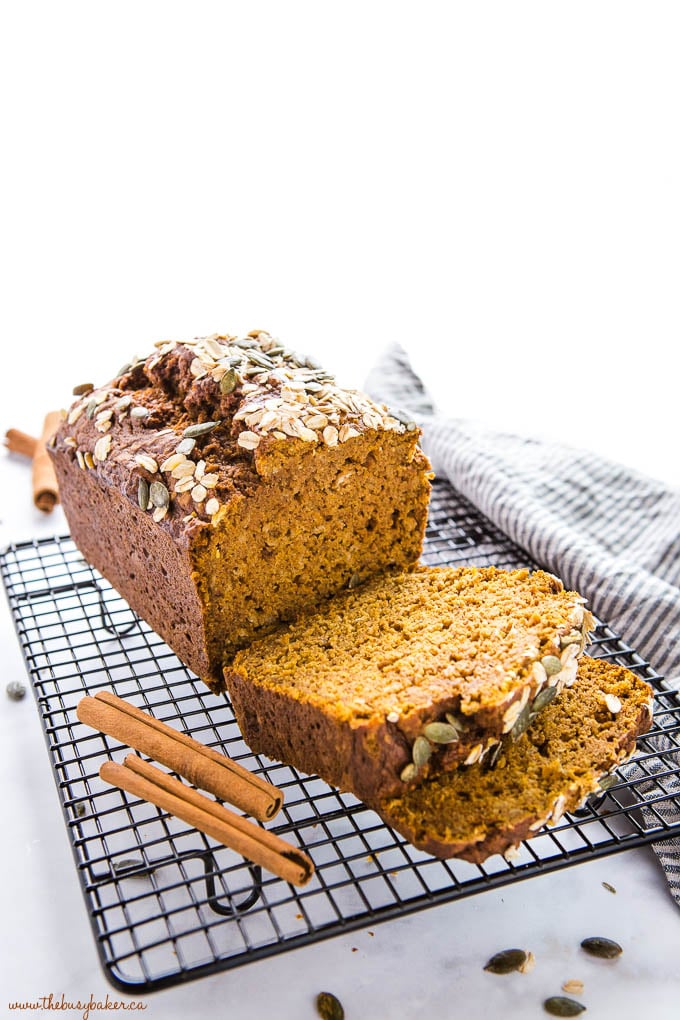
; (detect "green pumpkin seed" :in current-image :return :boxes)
[445,712,468,734]
[400,762,418,783]
[532,686,558,713]
[316,992,344,1020]
[510,702,532,741]
[423,722,460,744]
[541,655,563,676]
[183,420,220,438]
[220,368,239,394]
[483,948,527,974]
[138,477,150,511]
[149,481,169,508]
[412,735,431,768]
[581,936,622,959]
[543,996,586,1016]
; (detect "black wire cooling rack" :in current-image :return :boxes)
[2,478,679,993]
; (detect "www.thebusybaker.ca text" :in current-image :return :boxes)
[8,992,148,1020]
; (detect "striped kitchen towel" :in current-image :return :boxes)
[366,343,680,904]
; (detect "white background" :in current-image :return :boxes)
[1,3,679,1019]
[1,1,679,485]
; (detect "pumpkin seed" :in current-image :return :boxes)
[6,680,27,701]
[316,991,344,1020]
[412,735,431,768]
[483,948,527,974]
[532,686,558,713]
[580,936,622,959]
[176,437,196,456]
[400,762,418,783]
[138,478,150,511]
[445,712,468,734]
[183,420,220,438]
[597,773,618,792]
[543,996,586,1016]
[149,481,169,508]
[542,654,563,676]
[510,702,532,741]
[220,368,239,394]
[423,722,459,744]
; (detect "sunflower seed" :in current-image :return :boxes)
[172,462,196,479]
[156,453,182,473]
[138,478,150,510]
[130,406,149,420]
[483,948,527,974]
[183,420,220,438]
[237,431,260,450]
[532,686,558,713]
[423,722,460,744]
[68,404,85,425]
[603,693,622,714]
[152,505,168,523]
[348,573,361,589]
[400,762,418,783]
[532,660,548,686]
[316,991,344,1020]
[116,362,132,377]
[174,475,196,493]
[540,655,562,677]
[6,680,27,701]
[135,454,158,474]
[176,437,196,456]
[580,936,622,959]
[412,735,431,768]
[93,436,112,462]
[205,497,220,515]
[543,996,586,1016]
[149,481,169,508]
[562,981,585,996]
[464,743,484,765]
[115,395,132,411]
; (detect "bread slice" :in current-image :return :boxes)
[224,566,595,801]
[375,656,653,862]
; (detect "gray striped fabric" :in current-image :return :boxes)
[366,343,680,904]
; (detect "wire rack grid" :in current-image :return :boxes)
[1,478,679,992]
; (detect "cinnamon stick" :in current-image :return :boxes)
[4,428,38,459]
[77,691,283,822]
[31,411,62,512]
[100,755,313,887]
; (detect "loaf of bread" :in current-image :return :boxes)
[376,656,653,862]
[49,331,432,688]
[224,565,595,801]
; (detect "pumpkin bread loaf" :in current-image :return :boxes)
[376,656,653,862]
[224,565,595,801]
[48,331,432,688]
